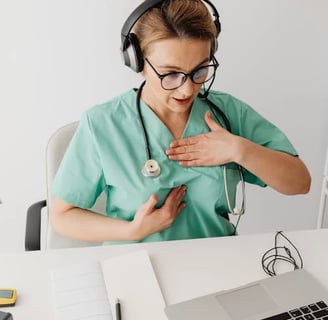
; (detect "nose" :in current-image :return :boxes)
[177,76,195,97]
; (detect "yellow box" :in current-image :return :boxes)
[0,289,17,307]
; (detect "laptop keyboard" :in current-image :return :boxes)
[262,300,328,320]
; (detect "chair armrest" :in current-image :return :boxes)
[25,200,47,251]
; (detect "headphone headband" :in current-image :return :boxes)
[121,0,221,72]
[121,0,163,48]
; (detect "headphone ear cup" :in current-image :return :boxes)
[122,33,144,73]
[211,37,218,55]
[215,18,221,35]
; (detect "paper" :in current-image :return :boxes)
[51,250,166,320]
[51,262,113,320]
[102,250,167,320]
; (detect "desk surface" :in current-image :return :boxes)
[1,228,328,320]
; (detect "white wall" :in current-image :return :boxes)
[0,0,327,252]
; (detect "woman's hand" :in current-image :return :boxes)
[166,111,237,167]
[166,111,311,195]
[130,185,187,240]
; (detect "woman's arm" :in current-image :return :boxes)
[233,137,311,195]
[51,197,132,242]
[166,111,311,195]
[51,185,187,242]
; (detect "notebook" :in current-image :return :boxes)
[51,250,167,320]
[164,268,328,320]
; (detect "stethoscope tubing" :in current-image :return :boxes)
[136,81,152,160]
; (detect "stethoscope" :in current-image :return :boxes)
[136,81,246,216]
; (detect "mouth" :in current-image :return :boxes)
[174,97,192,105]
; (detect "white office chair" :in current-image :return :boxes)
[25,122,106,250]
[317,148,328,229]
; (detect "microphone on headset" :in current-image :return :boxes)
[198,85,211,99]
[198,55,219,99]
[198,72,216,99]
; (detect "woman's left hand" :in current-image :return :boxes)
[166,111,237,167]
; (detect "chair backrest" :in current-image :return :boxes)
[317,148,328,228]
[44,122,106,249]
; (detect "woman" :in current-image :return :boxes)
[51,0,311,244]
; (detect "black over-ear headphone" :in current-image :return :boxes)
[120,0,221,73]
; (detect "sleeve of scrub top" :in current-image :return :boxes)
[51,112,106,208]
[211,92,298,187]
[239,100,298,186]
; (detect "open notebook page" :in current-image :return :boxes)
[51,261,112,320]
[102,250,167,320]
[51,250,166,320]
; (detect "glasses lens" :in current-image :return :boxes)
[159,63,218,90]
[192,65,216,84]
[161,73,185,90]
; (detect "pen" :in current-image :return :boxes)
[115,298,122,320]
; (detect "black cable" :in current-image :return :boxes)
[233,214,242,235]
[136,81,152,160]
[261,231,304,277]
[205,97,231,132]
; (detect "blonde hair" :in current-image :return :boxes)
[133,0,219,56]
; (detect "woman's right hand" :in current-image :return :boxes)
[130,185,187,240]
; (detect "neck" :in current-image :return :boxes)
[138,82,191,139]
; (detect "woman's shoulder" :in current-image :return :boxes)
[85,89,136,120]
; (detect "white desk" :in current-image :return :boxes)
[1,228,328,319]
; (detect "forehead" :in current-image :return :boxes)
[146,38,211,68]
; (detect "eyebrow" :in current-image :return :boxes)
[157,57,211,72]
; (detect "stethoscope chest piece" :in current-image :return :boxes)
[142,159,161,178]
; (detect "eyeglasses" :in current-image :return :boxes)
[145,57,219,90]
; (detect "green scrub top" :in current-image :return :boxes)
[52,89,297,244]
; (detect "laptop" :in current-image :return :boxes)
[164,269,328,320]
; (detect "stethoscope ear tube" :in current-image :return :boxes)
[205,96,246,215]
[223,165,246,215]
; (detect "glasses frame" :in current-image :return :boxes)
[145,57,219,90]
